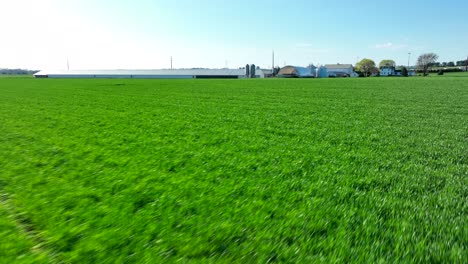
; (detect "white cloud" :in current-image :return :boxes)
[371,42,408,50]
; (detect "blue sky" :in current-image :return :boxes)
[1,0,467,70]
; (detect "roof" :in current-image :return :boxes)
[34,69,258,77]
[278,66,298,76]
[324,64,353,69]
[277,65,315,77]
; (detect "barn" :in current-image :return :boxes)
[277,65,316,78]
[33,69,265,79]
[324,64,356,77]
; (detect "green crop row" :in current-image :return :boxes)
[0,77,466,263]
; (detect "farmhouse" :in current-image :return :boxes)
[380,66,396,76]
[277,65,317,78]
[324,64,355,77]
[380,67,417,76]
[33,69,265,79]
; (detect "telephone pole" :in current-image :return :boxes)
[272,50,275,71]
[408,53,411,68]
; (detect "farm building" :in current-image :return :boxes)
[33,69,265,79]
[380,67,417,76]
[261,69,274,78]
[277,65,317,78]
[380,66,396,76]
[324,64,356,77]
[316,66,328,78]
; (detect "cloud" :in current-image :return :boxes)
[371,42,408,50]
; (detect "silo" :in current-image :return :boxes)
[250,64,256,78]
[308,64,317,76]
[316,66,328,78]
[245,64,250,78]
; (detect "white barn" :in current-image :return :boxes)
[324,64,355,77]
[33,69,264,79]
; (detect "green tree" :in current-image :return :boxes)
[356,59,377,77]
[379,60,396,68]
[401,67,408,77]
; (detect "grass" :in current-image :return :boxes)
[0,77,467,263]
[429,71,468,77]
[0,199,49,263]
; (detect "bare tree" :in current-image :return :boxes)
[417,53,439,76]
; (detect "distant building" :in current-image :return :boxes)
[324,64,355,77]
[261,69,274,78]
[277,65,317,78]
[380,66,396,76]
[315,66,328,78]
[380,67,417,77]
[33,69,265,79]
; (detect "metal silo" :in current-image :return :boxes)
[250,64,256,78]
[246,64,250,78]
[316,66,328,78]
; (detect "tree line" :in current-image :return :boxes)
[354,59,400,77]
[354,54,467,77]
[429,60,467,67]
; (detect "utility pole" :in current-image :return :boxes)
[272,50,275,71]
[408,53,411,68]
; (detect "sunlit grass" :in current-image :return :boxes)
[0,77,466,263]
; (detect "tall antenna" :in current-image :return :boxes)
[272,50,275,71]
[408,53,411,68]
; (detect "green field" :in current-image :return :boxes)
[1,77,467,263]
[430,71,468,78]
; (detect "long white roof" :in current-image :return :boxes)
[324,64,353,69]
[34,69,257,76]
